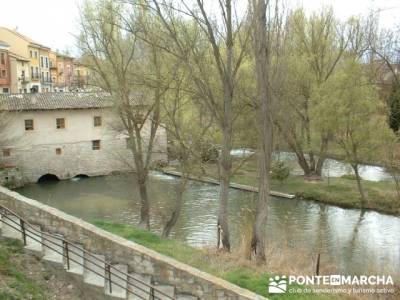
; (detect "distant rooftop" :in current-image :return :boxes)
[0,93,113,111]
[0,27,50,50]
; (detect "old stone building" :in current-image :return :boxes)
[0,93,167,183]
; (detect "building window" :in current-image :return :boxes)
[94,116,102,127]
[31,66,34,77]
[2,88,9,94]
[24,119,34,130]
[45,57,48,68]
[2,149,10,157]
[92,140,101,150]
[0,53,4,65]
[55,148,62,155]
[34,51,38,58]
[1,70,6,78]
[30,50,33,58]
[40,57,43,67]
[56,118,65,129]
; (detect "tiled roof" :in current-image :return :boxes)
[0,93,114,111]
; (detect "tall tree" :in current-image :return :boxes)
[328,61,394,207]
[78,0,164,229]
[275,9,355,178]
[250,0,279,261]
[158,58,213,237]
[143,0,251,250]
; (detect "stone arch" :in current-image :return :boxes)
[37,173,60,183]
[73,174,89,179]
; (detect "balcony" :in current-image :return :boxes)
[31,74,40,81]
[72,75,89,87]
[49,61,57,69]
[41,77,52,84]
[19,75,30,84]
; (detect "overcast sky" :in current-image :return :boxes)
[0,0,399,56]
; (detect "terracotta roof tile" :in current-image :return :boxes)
[0,93,113,111]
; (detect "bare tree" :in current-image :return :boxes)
[138,0,251,250]
[78,0,165,229]
[250,0,286,261]
[156,57,213,237]
[250,0,271,262]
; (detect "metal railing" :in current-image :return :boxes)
[0,205,175,300]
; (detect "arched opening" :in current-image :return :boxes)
[74,174,89,179]
[70,174,89,182]
[37,174,60,183]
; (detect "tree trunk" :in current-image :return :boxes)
[352,164,366,208]
[162,178,186,238]
[217,132,232,251]
[251,0,272,262]
[315,156,325,177]
[138,176,150,229]
[294,151,312,176]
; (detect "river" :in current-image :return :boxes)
[15,172,400,277]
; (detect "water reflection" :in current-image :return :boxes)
[16,173,400,276]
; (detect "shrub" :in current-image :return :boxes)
[200,143,219,163]
[270,161,290,182]
[150,160,168,171]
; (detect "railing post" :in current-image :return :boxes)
[107,264,112,294]
[63,241,70,270]
[315,253,321,276]
[20,219,26,245]
[150,286,155,300]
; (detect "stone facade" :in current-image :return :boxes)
[0,186,266,300]
[0,94,167,183]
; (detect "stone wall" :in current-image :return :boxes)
[0,186,266,300]
[1,108,167,183]
[0,167,23,188]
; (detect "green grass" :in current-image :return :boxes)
[92,220,345,300]
[167,160,400,215]
[0,239,48,300]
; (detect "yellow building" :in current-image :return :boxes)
[9,52,30,94]
[49,51,58,89]
[0,27,51,93]
[72,61,91,90]
[39,47,51,92]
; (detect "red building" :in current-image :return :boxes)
[0,40,11,94]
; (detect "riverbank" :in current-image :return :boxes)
[93,220,355,300]
[164,161,400,215]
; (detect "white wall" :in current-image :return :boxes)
[1,107,167,182]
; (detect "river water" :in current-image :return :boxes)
[15,172,400,277]
[273,152,392,182]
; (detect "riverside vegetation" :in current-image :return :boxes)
[166,156,400,215]
[76,0,400,260]
[93,220,356,300]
